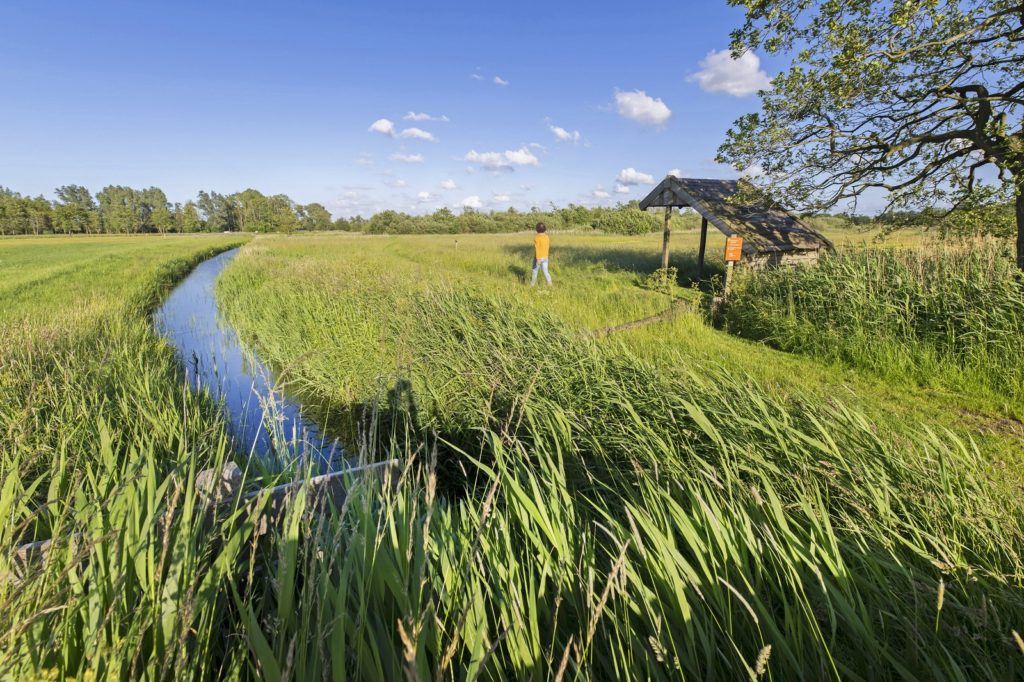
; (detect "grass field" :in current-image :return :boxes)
[2,230,1023,679]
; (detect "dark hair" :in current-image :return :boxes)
[535,222,547,233]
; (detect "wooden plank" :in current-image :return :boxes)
[697,216,708,280]
[661,207,672,270]
[8,459,399,582]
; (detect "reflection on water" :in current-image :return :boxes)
[153,248,342,468]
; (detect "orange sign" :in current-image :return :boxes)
[724,236,744,262]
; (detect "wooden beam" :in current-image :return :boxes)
[697,216,708,280]
[660,207,671,270]
[9,459,399,583]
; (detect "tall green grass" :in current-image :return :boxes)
[723,239,1024,408]
[213,239,1024,679]
[3,234,1023,679]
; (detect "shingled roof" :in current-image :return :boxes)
[638,177,833,254]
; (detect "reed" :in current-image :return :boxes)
[2,234,1022,679]
[723,239,1024,407]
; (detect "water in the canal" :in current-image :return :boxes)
[153,248,342,467]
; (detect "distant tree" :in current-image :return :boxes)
[267,194,299,233]
[367,209,413,234]
[299,202,333,231]
[24,196,52,235]
[332,216,354,231]
[139,187,173,234]
[718,0,1024,268]
[97,186,139,233]
[232,189,273,232]
[53,185,98,234]
[173,201,203,233]
[197,191,236,231]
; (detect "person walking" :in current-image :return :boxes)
[531,222,552,286]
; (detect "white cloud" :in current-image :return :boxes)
[390,179,408,188]
[417,191,432,201]
[549,124,581,143]
[332,189,383,217]
[440,179,458,190]
[368,118,395,136]
[462,195,483,209]
[390,153,424,163]
[404,112,449,122]
[689,49,771,97]
[614,90,672,126]
[493,193,511,202]
[593,189,610,199]
[398,127,437,142]
[493,76,509,86]
[742,163,765,177]
[614,184,631,194]
[616,167,655,186]
[355,153,373,166]
[668,168,683,178]
[504,147,540,166]
[464,147,540,172]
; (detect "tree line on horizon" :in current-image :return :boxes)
[0,185,335,236]
[0,183,1012,238]
[0,184,680,236]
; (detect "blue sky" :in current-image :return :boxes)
[1,0,789,217]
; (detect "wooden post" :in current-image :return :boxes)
[723,261,735,299]
[696,216,708,280]
[660,207,671,270]
[722,235,744,302]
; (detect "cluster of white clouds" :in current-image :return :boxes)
[368,118,443,143]
[614,90,672,127]
[589,167,657,204]
[464,147,540,172]
[404,111,449,122]
[548,123,581,143]
[353,49,772,215]
[471,68,509,86]
[389,153,424,163]
[399,127,436,142]
[688,49,771,97]
[616,167,655,186]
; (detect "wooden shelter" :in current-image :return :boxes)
[638,176,833,276]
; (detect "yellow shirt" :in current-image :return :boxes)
[534,233,550,259]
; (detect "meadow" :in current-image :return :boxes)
[1,230,1023,679]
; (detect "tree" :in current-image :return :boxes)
[718,0,1024,268]
[139,187,173,234]
[25,196,52,235]
[97,186,139,233]
[53,185,97,234]
[267,194,299,233]
[173,201,203,233]
[298,202,333,231]
[0,187,28,235]
[197,191,236,232]
[232,189,266,231]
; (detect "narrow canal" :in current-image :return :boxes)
[153,247,342,468]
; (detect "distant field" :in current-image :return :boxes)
[2,231,1022,679]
